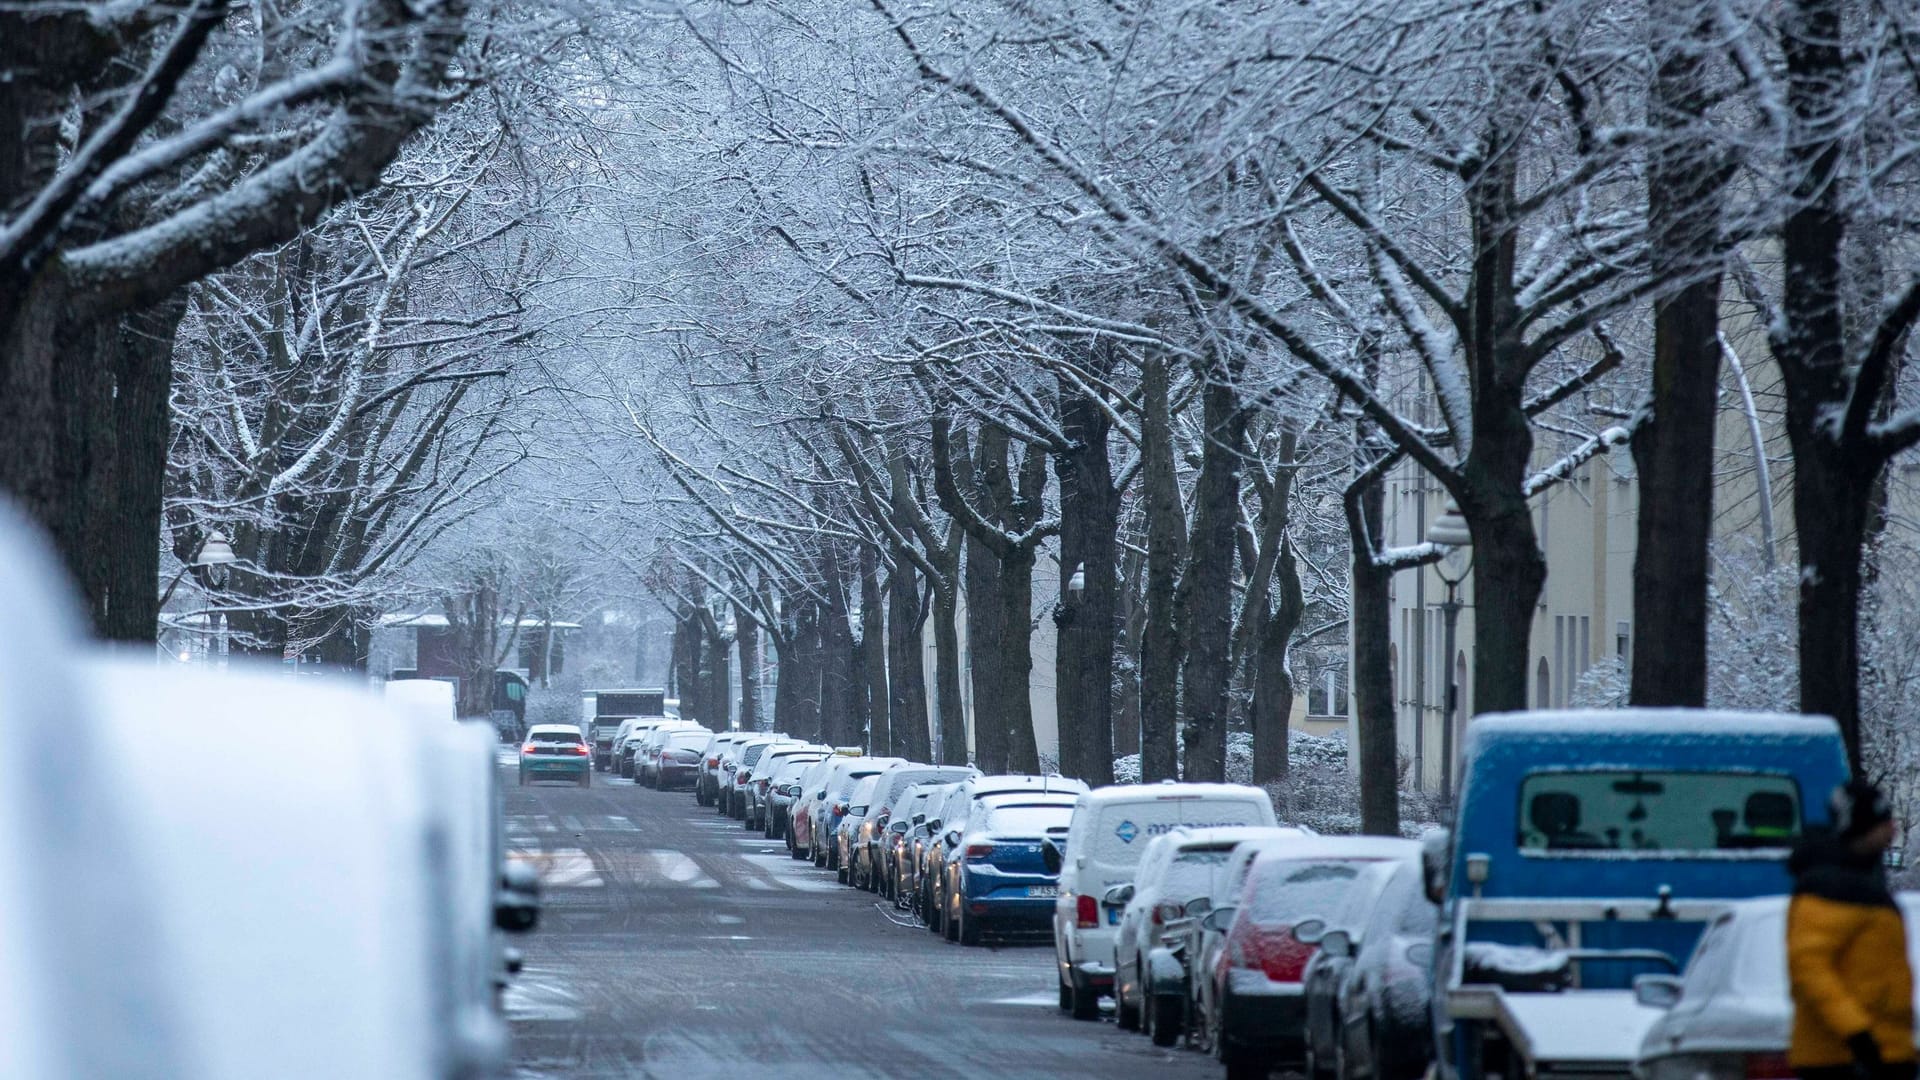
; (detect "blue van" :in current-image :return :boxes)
[1432,710,1850,1080]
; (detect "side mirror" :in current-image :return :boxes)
[1187,897,1213,918]
[1421,828,1452,905]
[1321,929,1353,958]
[1406,942,1435,969]
[496,861,542,934]
[1103,883,1136,907]
[944,829,963,848]
[1292,917,1328,945]
[1201,906,1237,932]
[1041,838,1064,875]
[1634,974,1684,1010]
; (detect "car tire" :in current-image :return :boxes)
[1059,976,1073,1012]
[943,901,960,942]
[1069,972,1100,1021]
[1222,1043,1269,1080]
[1149,993,1182,1047]
[1117,985,1140,1031]
[837,863,850,885]
[958,907,981,946]
[578,771,590,789]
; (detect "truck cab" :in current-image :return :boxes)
[1432,710,1849,1080]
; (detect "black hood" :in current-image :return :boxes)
[1791,832,1895,908]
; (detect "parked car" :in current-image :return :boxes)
[1052,782,1278,1021]
[1633,894,1920,1080]
[1211,836,1419,1080]
[927,789,1081,935]
[919,776,1088,930]
[935,798,1077,945]
[835,772,890,884]
[519,725,593,787]
[620,718,683,778]
[902,782,968,914]
[810,758,904,869]
[609,718,647,777]
[723,737,796,819]
[653,727,716,790]
[1308,858,1437,1080]
[1170,830,1319,1055]
[745,746,828,828]
[636,721,706,786]
[1109,826,1286,1037]
[695,732,753,807]
[847,764,981,892]
[1433,711,1851,1080]
[885,785,947,904]
[788,757,846,859]
[764,755,828,840]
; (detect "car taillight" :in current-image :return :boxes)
[1152,901,1185,925]
[1746,1054,1794,1080]
[706,757,719,767]
[1075,894,1099,928]
[965,843,994,860]
[833,802,847,814]
[521,743,536,754]
[570,744,589,756]
[1237,925,1313,982]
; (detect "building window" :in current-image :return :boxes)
[1308,666,1350,717]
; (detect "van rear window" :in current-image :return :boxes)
[1517,770,1802,855]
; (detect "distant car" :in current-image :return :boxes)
[1109,826,1290,1037]
[723,737,795,819]
[1633,894,1920,1080]
[763,754,827,840]
[926,788,1082,935]
[1290,853,1413,1068]
[519,725,592,787]
[635,720,704,786]
[937,798,1076,945]
[1179,830,1319,1057]
[884,785,946,904]
[653,727,715,790]
[847,764,980,892]
[812,759,904,870]
[745,745,828,828]
[1052,783,1278,1021]
[1212,836,1419,1079]
[788,758,846,859]
[695,732,753,807]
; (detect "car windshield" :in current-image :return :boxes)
[1090,799,1266,864]
[670,732,708,746]
[1517,770,1803,854]
[1162,847,1236,898]
[1245,860,1378,925]
[984,805,1073,835]
[530,732,581,745]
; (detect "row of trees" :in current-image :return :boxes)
[591,0,1920,830]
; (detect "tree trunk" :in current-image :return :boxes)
[1139,353,1184,782]
[1350,473,1401,836]
[933,582,968,765]
[100,300,185,642]
[998,544,1041,773]
[860,545,890,751]
[886,561,931,759]
[1631,0,1724,708]
[1251,542,1303,784]
[966,528,1008,771]
[1054,372,1119,786]
[821,548,860,747]
[1175,365,1247,781]
[738,607,761,730]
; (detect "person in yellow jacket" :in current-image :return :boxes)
[1789,780,1914,1080]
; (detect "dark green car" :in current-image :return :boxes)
[519,725,591,787]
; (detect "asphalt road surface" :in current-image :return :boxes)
[501,756,1220,1080]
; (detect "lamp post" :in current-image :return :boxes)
[158,530,238,611]
[1425,503,1472,803]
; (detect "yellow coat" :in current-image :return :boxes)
[1788,892,1916,1067]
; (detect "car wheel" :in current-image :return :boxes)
[1222,1043,1269,1080]
[1116,985,1141,1031]
[1069,971,1100,1021]
[837,862,850,885]
[1148,993,1181,1047]
[1059,975,1073,1011]
[579,771,590,789]
[958,907,981,946]
[943,900,960,941]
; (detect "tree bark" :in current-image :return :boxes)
[886,562,931,760]
[1251,541,1304,784]
[965,527,1008,770]
[1349,471,1401,836]
[859,544,889,751]
[932,580,968,765]
[1054,370,1120,786]
[1138,353,1184,782]
[1630,0,1725,708]
[1175,361,1248,781]
[738,607,762,730]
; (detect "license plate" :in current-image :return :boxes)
[1027,885,1059,898]
[1108,908,1122,925]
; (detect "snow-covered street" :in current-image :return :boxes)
[502,767,1215,1080]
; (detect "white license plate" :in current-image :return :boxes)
[1028,885,1059,898]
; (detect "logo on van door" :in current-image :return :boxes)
[1114,820,1139,844]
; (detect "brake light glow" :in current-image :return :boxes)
[1075,894,1099,928]
[707,757,719,767]
[1746,1054,1794,1080]
[1234,924,1314,982]
[965,843,994,859]
[521,743,536,754]
[568,744,589,756]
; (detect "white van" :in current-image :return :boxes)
[1051,782,1277,1019]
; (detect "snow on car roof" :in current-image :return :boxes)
[1249,835,1420,864]
[1170,825,1303,851]
[528,724,584,735]
[1466,709,1840,748]
[1075,781,1272,805]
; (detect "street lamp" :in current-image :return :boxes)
[1067,562,1085,596]
[1425,501,1472,804]
[158,529,239,610]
